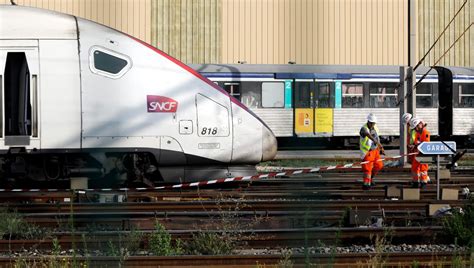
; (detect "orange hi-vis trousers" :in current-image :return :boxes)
[411,159,430,183]
[362,149,384,186]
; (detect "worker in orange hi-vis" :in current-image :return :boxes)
[401,113,416,164]
[409,117,431,188]
[359,113,385,190]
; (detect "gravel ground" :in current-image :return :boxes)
[237,244,469,255]
[3,244,469,258]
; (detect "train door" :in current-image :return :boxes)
[294,80,314,136]
[0,40,40,151]
[195,94,232,162]
[294,80,333,137]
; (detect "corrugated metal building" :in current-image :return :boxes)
[1,0,472,66]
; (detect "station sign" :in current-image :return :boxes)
[417,141,456,155]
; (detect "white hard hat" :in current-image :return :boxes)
[410,117,422,129]
[367,113,377,123]
[402,113,412,125]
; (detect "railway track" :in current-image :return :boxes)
[0,226,446,252]
[0,169,472,202]
[2,252,471,267]
[0,167,471,266]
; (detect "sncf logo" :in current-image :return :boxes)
[147,95,178,113]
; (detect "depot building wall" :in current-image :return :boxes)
[1,0,473,66]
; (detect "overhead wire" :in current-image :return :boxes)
[395,0,470,107]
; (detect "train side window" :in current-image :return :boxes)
[342,83,364,108]
[316,83,330,108]
[369,83,398,108]
[262,82,285,108]
[89,46,131,79]
[240,82,261,108]
[458,83,474,108]
[295,82,312,108]
[224,83,240,101]
[416,83,433,108]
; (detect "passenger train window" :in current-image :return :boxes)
[262,82,285,108]
[342,83,363,108]
[316,83,330,108]
[416,83,433,108]
[89,46,131,79]
[458,84,474,108]
[240,82,261,108]
[369,83,398,108]
[295,82,313,108]
[224,83,240,100]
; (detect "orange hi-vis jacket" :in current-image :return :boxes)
[412,127,431,183]
[414,127,430,145]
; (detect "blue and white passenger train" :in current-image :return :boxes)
[0,5,277,184]
[191,64,474,148]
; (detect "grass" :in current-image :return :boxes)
[259,158,357,168]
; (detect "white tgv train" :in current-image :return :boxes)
[0,5,277,184]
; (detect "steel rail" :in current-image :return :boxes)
[0,226,445,251]
[0,251,470,267]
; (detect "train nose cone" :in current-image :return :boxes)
[262,126,277,161]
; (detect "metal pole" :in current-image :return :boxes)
[436,155,440,200]
[408,0,417,116]
[399,67,408,166]
[409,0,417,67]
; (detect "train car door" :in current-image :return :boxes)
[0,40,40,151]
[294,79,315,136]
[294,80,333,137]
[195,94,232,162]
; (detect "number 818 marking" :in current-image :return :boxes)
[201,127,218,135]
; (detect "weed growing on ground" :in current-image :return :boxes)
[187,191,266,255]
[0,209,50,254]
[277,249,294,268]
[149,219,183,256]
[13,255,86,268]
[125,226,143,255]
[0,209,48,240]
[186,232,233,255]
[52,237,61,255]
[442,196,474,247]
[365,226,393,268]
[259,159,353,169]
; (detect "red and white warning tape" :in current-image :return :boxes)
[0,152,418,193]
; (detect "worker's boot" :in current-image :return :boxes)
[362,182,371,190]
[370,174,376,187]
[411,181,419,188]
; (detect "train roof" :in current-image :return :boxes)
[190,64,430,74]
[190,64,474,79]
[447,66,474,77]
[0,5,77,39]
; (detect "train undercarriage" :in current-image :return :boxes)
[0,151,161,187]
[0,150,258,188]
